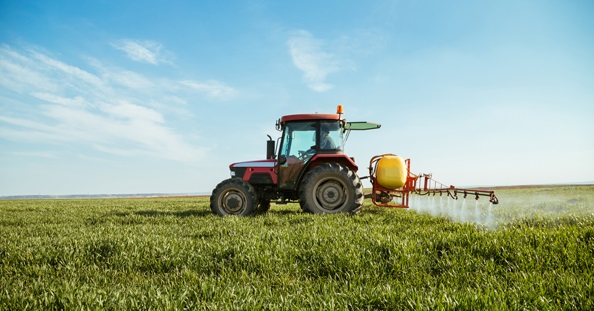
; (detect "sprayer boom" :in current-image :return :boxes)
[368,154,499,208]
[414,174,499,204]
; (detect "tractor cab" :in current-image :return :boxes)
[276,114,345,190]
[275,112,380,190]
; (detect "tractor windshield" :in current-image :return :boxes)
[280,120,344,160]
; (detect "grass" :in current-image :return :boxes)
[1,185,593,310]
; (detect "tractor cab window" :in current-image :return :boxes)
[280,121,317,162]
[319,121,343,151]
[279,120,344,161]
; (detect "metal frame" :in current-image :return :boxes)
[369,154,499,208]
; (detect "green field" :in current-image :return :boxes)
[1,185,593,310]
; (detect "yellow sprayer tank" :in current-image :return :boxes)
[376,155,407,189]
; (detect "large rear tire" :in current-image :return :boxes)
[210,178,258,216]
[299,163,364,214]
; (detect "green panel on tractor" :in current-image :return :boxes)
[345,122,381,131]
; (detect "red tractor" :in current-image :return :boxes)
[210,105,380,216]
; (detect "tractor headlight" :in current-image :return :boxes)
[230,171,236,177]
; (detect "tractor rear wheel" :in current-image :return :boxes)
[299,163,364,214]
[210,178,258,216]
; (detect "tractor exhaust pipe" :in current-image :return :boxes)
[266,135,275,159]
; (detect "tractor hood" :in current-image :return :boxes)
[229,159,276,178]
[230,159,276,169]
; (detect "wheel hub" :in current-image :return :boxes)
[315,180,346,210]
[222,191,245,214]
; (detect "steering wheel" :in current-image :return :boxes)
[298,149,316,160]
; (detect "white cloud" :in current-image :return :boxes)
[180,79,237,99]
[111,69,155,89]
[6,151,59,159]
[85,57,156,91]
[112,39,170,65]
[0,45,108,98]
[31,50,104,87]
[0,45,61,92]
[287,30,348,92]
[100,101,164,124]
[0,44,209,163]
[32,92,86,107]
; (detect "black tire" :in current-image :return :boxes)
[210,178,258,216]
[257,199,271,213]
[299,163,364,214]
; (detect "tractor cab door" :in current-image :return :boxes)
[277,120,344,190]
[278,121,316,189]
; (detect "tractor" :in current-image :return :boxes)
[210,105,498,216]
[210,105,380,216]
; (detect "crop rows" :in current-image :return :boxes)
[1,186,593,309]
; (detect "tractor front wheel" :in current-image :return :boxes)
[299,163,364,214]
[210,178,258,216]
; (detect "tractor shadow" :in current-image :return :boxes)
[111,210,212,218]
[136,210,212,217]
[258,209,302,216]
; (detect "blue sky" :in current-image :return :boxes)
[1,0,593,196]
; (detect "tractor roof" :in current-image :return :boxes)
[280,113,342,123]
[279,114,382,131]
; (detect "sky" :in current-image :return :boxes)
[1,0,593,196]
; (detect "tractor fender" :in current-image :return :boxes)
[295,154,358,189]
[307,154,358,172]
